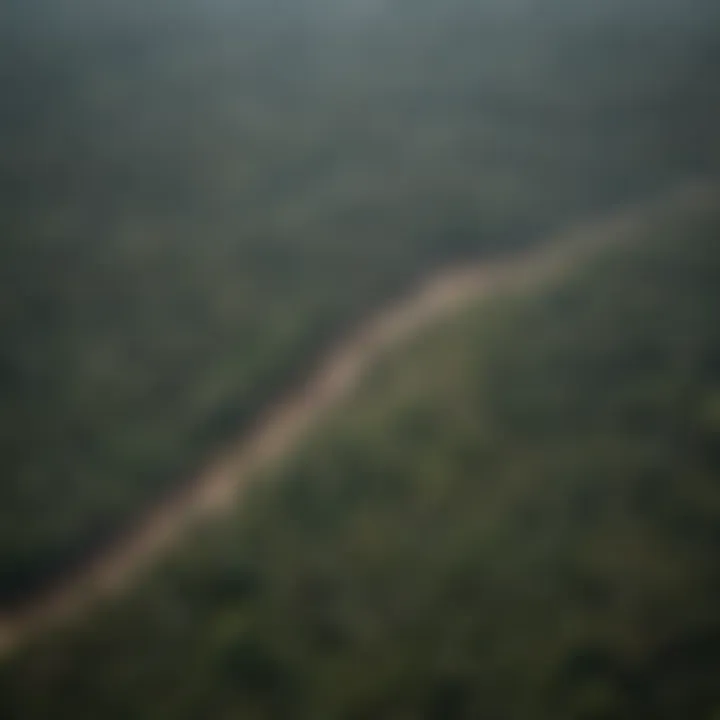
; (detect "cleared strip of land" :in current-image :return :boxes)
[1,181,713,658]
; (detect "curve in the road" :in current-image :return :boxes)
[0,181,714,658]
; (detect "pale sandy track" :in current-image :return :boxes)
[0,181,714,658]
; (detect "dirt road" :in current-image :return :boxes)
[0,181,713,658]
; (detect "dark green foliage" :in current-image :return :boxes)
[2,0,720,602]
[2,187,720,718]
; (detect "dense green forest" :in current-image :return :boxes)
[2,183,719,719]
[2,0,720,604]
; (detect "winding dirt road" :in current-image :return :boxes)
[0,181,714,658]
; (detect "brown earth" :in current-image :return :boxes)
[0,181,713,658]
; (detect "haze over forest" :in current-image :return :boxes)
[1,1,719,717]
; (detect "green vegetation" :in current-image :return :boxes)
[2,0,720,603]
[2,186,719,718]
